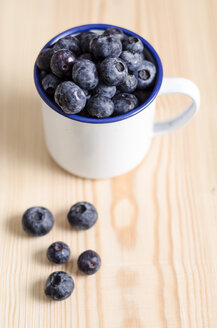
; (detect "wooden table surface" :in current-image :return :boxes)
[1,0,217,327]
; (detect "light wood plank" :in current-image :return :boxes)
[0,0,217,327]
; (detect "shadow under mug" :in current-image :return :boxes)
[34,24,200,179]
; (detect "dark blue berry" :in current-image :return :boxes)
[90,35,122,60]
[47,241,71,264]
[133,89,151,105]
[78,53,94,61]
[93,82,116,98]
[22,207,54,236]
[45,271,74,301]
[72,59,99,90]
[83,89,92,100]
[54,81,86,114]
[39,70,47,81]
[41,73,61,95]
[53,36,80,55]
[120,50,143,72]
[50,49,76,78]
[134,60,156,89]
[79,31,97,53]
[37,48,54,71]
[123,36,144,53]
[112,93,138,115]
[67,202,98,230]
[87,95,114,118]
[102,27,125,41]
[100,57,128,86]
[118,74,138,93]
[77,250,101,275]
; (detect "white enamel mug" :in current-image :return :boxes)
[34,24,200,179]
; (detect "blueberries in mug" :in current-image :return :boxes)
[41,73,61,95]
[39,69,47,81]
[45,271,74,301]
[112,93,138,115]
[67,202,98,230]
[37,27,156,117]
[118,73,138,93]
[37,48,54,71]
[90,35,122,60]
[77,250,101,275]
[120,50,143,72]
[87,95,114,118]
[72,59,99,90]
[93,82,116,98]
[22,206,54,236]
[100,57,128,86]
[54,81,86,114]
[102,27,125,41]
[134,60,157,89]
[133,89,152,105]
[123,36,144,53]
[53,36,81,55]
[79,31,97,53]
[78,53,94,61]
[50,49,77,78]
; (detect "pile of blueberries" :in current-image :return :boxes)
[22,202,101,301]
[36,27,157,118]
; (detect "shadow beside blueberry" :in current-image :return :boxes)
[30,278,51,304]
[33,248,50,266]
[5,214,31,239]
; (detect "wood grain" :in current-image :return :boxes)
[0,0,217,327]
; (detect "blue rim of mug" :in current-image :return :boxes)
[34,23,163,124]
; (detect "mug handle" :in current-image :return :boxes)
[153,77,200,136]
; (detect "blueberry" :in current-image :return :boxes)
[77,250,101,275]
[41,73,61,95]
[120,50,143,72]
[45,271,74,301]
[78,53,94,61]
[102,27,125,41]
[100,57,128,86]
[50,49,76,78]
[87,95,114,118]
[72,59,99,90]
[67,202,98,230]
[22,206,54,236]
[118,74,138,93]
[123,36,144,53]
[36,48,54,71]
[39,70,47,81]
[93,82,116,98]
[134,60,157,89]
[83,89,92,100]
[133,89,152,105]
[90,35,122,60]
[53,36,80,55]
[112,93,138,115]
[79,31,97,53]
[54,81,86,114]
[47,241,71,264]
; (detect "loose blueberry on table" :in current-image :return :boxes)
[45,271,74,301]
[47,241,71,264]
[36,27,157,117]
[67,201,98,230]
[22,206,54,236]
[77,250,101,275]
